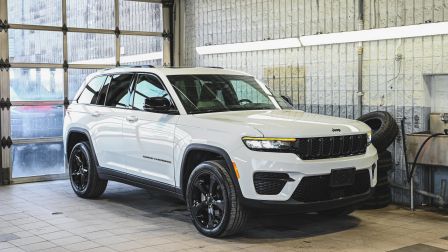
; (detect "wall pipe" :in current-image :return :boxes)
[357,0,364,118]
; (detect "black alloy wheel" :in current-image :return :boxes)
[190,171,227,230]
[69,144,90,192]
[68,141,108,198]
[186,160,247,237]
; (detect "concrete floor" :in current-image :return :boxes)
[1,181,448,252]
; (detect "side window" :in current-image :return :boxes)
[132,74,171,111]
[77,76,107,104]
[96,76,112,105]
[105,74,134,108]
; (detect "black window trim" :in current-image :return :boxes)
[130,72,179,115]
[76,74,109,105]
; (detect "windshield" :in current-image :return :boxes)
[167,74,292,114]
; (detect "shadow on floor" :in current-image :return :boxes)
[100,182,361,241]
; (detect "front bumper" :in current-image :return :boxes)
[230,144,378,202]
[241,188,374,212]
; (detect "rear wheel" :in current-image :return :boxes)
[186,160,247,237]
[69,141,107,198]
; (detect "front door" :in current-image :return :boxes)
[122,73,178,186]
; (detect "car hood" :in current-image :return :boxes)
[193,110,370,138]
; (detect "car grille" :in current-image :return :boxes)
[294,134,367,160]
[253,172,290,195]
[291,169,371,202]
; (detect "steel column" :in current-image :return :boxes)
[0,0,11,184]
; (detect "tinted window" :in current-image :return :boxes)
[105,74,134,108]
[96,76,112,105]
[167,75,292,114]
[77,76,107,104]
[132,74,170,110]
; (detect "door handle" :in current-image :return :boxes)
[126,115,138,123]
[91,111,101,117]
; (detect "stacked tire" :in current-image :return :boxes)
[357,111,398,209]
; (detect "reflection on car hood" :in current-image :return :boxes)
[193,110,370,138]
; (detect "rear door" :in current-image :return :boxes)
[93,74,134,172]
[122,73,179,185]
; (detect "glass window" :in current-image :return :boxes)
[12,142,65,178]
[68,69,99,100]
[67,33,115,64]
[67,0,114,29]
[11,105,64,139]
[120,36,163,66]
[96,76,112,105]
[105,74,134,108]
[78,76,107,104]
[9,30,63,63]
[8,0,62,26]
[132,75,169,110]
[167,75,293,114]
[10,68,64,101]
[119,1,163,32]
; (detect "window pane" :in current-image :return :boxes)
[133,75,168,110]
[12,142,65,178]
[11,105,64,139]
[10,68,64,101]
[96,76,111,105]
[119,1,162,32]
[78,76,108,104]
[105,74,133,108]
[68,69,99,100]
[120,36,163,66]
[67,33,115,64]
[9,30,63,63]
[8,0,62,26]
[67,0,114,29]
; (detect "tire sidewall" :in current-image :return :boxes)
[186,162,232,237]
[69,142,95,197]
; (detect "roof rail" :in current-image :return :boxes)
[202,66,224,69]
[120,64,155,68]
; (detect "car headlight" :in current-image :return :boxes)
[367,130,372,146]
[242,137,296,151]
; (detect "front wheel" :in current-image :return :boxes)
[186,160,247,237]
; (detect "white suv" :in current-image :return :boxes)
[64,66,378,237]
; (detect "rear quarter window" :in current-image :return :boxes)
[77,76,108,104]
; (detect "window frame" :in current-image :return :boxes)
[130,72,179,114]
[103,73,136,108]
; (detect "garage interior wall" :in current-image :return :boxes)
[182,0,448,205]
[0,0,172,185]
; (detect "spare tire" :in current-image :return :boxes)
[357,111,399,152]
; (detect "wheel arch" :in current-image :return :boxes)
[66,127,99,167]
[179,144,242,200]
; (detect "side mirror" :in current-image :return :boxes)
[281,95,293,105]
[143,97,171,112]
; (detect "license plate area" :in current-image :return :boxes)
[330,168,356,187]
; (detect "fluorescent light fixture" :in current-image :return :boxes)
[300,21,448,46]
[196,38,302,55]
[195,21,448,54]
[70,52,163,65]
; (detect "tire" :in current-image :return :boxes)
[186,160,247,237]
[357,111,399,152]
[378,151,393,166]
[318,205,356,216]
[376,175,389,187]
[68,141,108,198]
